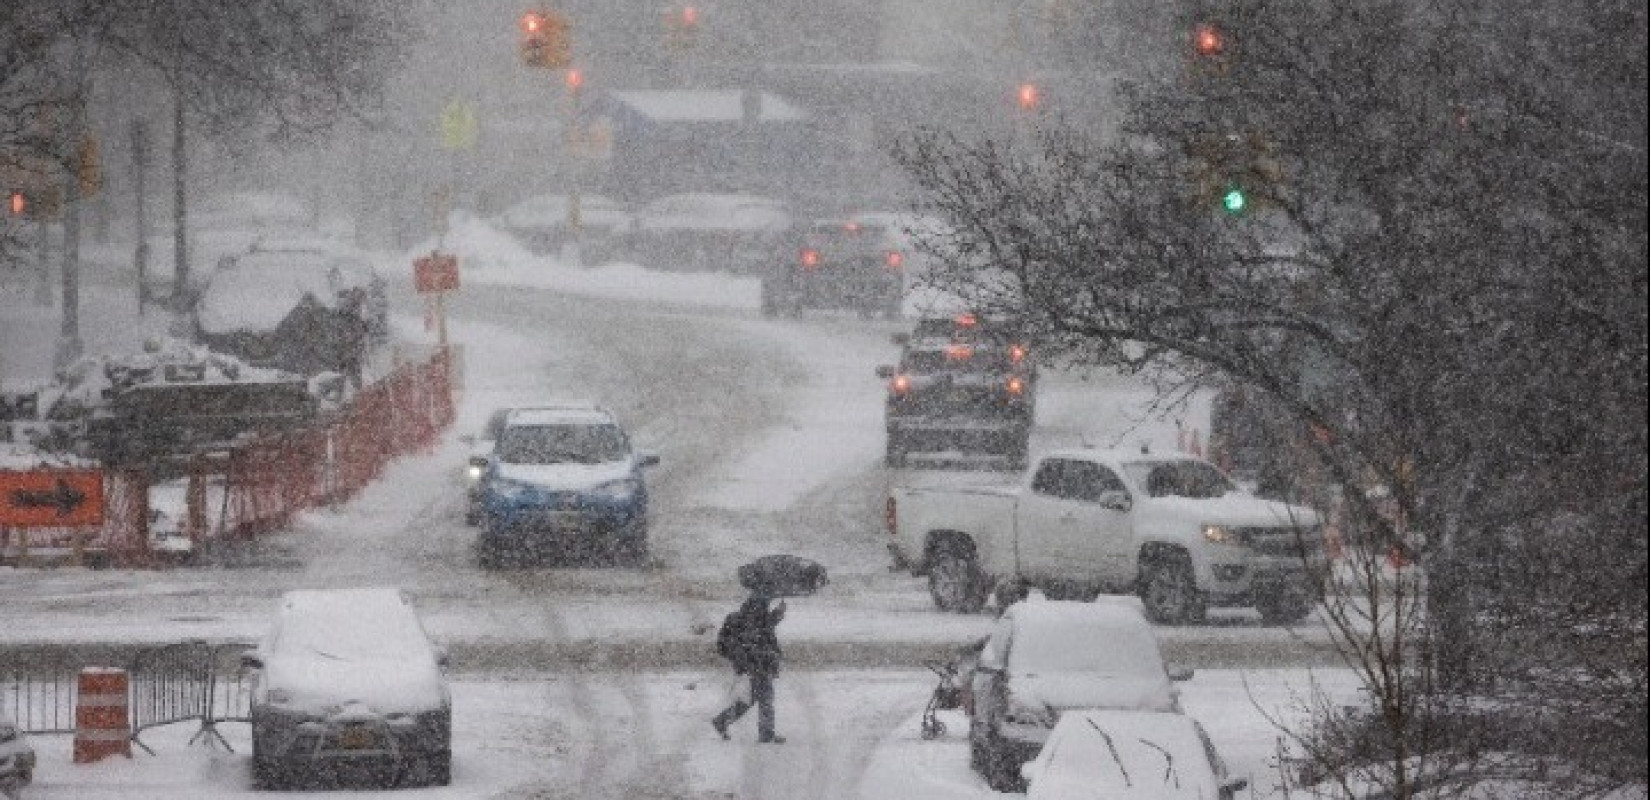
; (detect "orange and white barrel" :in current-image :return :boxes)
[73,667,132,762]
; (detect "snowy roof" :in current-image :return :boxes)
[196,248,374,335]
[606,90,807,123]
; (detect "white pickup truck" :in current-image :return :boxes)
[885,447,1326,624]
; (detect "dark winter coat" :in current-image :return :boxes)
[725,596,785,677]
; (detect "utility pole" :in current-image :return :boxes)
[170,73,191,334]
[130,120,150,315]
[54,36,88,370]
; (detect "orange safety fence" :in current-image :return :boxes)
[1,347,453,567]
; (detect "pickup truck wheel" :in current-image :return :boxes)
[929,552,987,613]
[1140,554,1207,625]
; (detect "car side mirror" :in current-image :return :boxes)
[875,365,895,379]
[891,333,910,346]
[1097,489,1132,512]
[638,452,661,468]
[434,646,451,668]
[1169,665,1195,682]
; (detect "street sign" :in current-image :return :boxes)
[439,101,479,151]
[414,252,459,294]
[1,469,105,527]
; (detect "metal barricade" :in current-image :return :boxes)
[128,640,253,753]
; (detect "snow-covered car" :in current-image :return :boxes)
[497,193,634,263]
[243,586,451,790]
[474,403,660,567]
[0,719,36,797]
[630,192,791,275]
[462,407,514,525]
[193,243,387,379]
[760,217,907,319]
[1020,708,1249,800]
[969,598,1191,792]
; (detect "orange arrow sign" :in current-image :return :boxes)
[1,470,105,527]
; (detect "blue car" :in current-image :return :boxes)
[475,404,659,567]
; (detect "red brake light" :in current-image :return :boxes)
[892,374,912,394]
[885,251,904,270]
[1010,344,1027,363]
[801,249,821,268]
[955,313,977,328]
[946,344,973,361]
[1006,375,1026,395]
[844,221,861,233]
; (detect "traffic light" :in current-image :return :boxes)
[665,6,700,50]
[1220,184,1248,216]
[1016,82,1040,111]
[564,68,584,92]
[1186,131,1283,217]
[520,9,571,69]
[1193,23,1225,57]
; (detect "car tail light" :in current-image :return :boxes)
[955,313,977,328]
[892,374,912,394]
[1010,344,1027,363]
[946,344,973,361]
[1006,375,1026,395]
[801,249,821,268]
[885,251,905,270]
[844,221,861,233]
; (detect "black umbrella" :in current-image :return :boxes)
[737,554,829,598]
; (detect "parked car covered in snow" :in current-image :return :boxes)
[968,599,1191,792]
[1020,708,1248,800]
[243,586,451,789]
[629,192,791,275]
[497,193,634,263]
[193,243,387,380]
[0,719,35,797]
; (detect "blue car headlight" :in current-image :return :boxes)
[589,478,641,503]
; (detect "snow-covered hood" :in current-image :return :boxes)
[495,460,635,491]
[262,653,446,716]
[1010,671,1178,714]
[1139,492,1319,530]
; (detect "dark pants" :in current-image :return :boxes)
[713,672,777,740]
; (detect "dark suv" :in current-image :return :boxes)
[877,314,1036,469]
[760,219,906,319]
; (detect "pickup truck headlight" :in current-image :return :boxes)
[1203,524,1244,546]
[466,460,486,483]
[590,478,640,502]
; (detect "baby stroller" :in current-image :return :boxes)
[919,658,964,740]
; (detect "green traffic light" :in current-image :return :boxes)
[1221,185,1247,214]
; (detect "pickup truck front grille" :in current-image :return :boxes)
[1239,527,1322,559]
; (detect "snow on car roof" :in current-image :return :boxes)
[607,89,806,123]
[195,249,366,335]
[506,404,615,427]
[273,586,432,660]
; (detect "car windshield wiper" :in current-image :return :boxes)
[1138,736,1180,788]
[1086,719,1132,788]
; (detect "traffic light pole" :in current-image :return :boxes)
[54,36,88,370]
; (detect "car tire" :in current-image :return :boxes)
[1139,551,1207,625]
[1256,589,1314,625]
[982,729,1024,793]
[929,551,988,613]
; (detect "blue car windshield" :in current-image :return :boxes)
[497,424,630,465]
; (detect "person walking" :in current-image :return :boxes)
[712,594,787,744]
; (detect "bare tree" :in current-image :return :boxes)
[892,0,1647,795]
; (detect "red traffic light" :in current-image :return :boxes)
[1017,83,1040,110]
[800,248,821,268]
[681,6,699,27]
[1193,24,1225,56]
[522,12,543,34]
[565,68,584,90]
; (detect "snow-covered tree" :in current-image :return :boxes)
[894,0,1646,795]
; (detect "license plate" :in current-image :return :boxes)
[336,725,377,750]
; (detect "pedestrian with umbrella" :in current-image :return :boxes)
[711,555,827,745]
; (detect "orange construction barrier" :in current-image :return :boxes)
[74,667,132,762]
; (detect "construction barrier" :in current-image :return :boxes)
[72,667,131,762]
[2,347,454,567]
